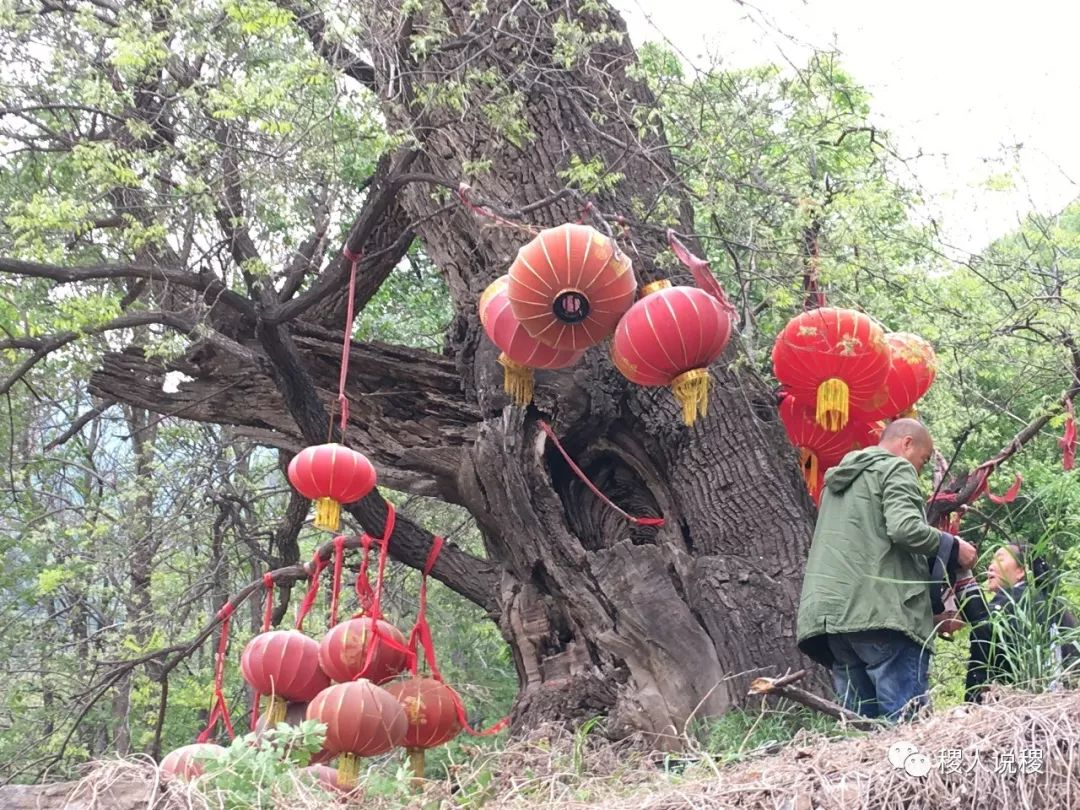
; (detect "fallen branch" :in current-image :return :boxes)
[748,669,879,731]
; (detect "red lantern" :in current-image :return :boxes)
[160,743,224,782]
[241,630,330,727]
[771,307,890,432]
[302,764,348,794]
[507,223,637,352]
[319,616,409,685]
[306,681,408,789]
[611,280,733,425]
[287,443,376,532]
[779,394,886,503]
[384,676,463,779]
[479,276,583,405]
[852,332,937,421]
[254,700,332,765]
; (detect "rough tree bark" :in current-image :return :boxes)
[71,0,823,741]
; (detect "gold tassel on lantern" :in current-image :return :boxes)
[498,353,534,406]
[816,377,850,432]
[336,752,359,789]
[408,747,425,788]
[898,405,918,419]
[314,496,341,532]
[800,448,820,497]
[671,368,710,426]
[264,694,287,727]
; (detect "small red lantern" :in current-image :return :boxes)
[319,616,409,685]
[287,443,376,532]
[385,677,463,778]
[241,630,330,727]
[479,276,583,405]
[302,764,348,794]
[507,223,637,352]
[779,394,885,503]
[160,743,224,782]
[306,681,408,790]
[611,280,733,425]
[852,332,937,421]
[254,700,332,765]
[772,307,890,432]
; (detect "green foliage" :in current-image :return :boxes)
[194,721,328,808]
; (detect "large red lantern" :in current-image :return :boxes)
[319,616,409,685]
[306,681,408,789]
[771,307,890,432]
[287,443,376,532]
[160,743,224,782]
[852,332,937,421]
[479,276,583,405]
[507,223,637,352]
[240,630,330,727]
[385,676,463,778]
[611,280,733,425]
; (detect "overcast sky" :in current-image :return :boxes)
[615,0,1080,254]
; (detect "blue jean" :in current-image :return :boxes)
[826,629,929,722]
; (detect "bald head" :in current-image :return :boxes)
[879,418,934,474]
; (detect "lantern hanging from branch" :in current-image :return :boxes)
[478,275,583,405]
[160,743,224,782]
[385,676,463,780]
[240,630,330,727]
[306,680,408,790]
[507,223,637,352]
[851,332,937,421]
[319,616,410,685]
[779,394,885,502]
[287,443,376,532]
[772,307,890,432]
[611,280,733,425]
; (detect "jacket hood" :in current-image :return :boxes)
[824,446,898,494]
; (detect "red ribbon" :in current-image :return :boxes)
[197,603,236,743]
[294,551,325,632]
[328,536,347,628]
[457,183,537,236]
[537,420,665,527]
[986,473,1022,505]
[336,249,361,435]
[408,536,444,680]
[666,229,738,316]
[1062,399,1076,471]
[250,574,276,730]
[354,533,375,615]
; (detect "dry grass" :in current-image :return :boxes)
[26,686,1080,810]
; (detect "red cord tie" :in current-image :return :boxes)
[667,229,739,316]
[457,182,538,236]
[537,420,665,528]
[295,552,325,632]
[250,574,276,731]
[355,534,375,615]
[197,603,236,743]
[1061,399,1076,471]
[329,536,347,628]
[408,536,444,680]
[334,249,362,437]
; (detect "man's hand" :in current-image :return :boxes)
[956,537,978,569]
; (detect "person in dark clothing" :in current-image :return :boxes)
[963,543,1079,702]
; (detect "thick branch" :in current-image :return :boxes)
[274,0,376,88]
[0,257,255,320]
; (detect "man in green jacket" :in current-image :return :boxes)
[796,419,977,721]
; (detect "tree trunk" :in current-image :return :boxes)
[353,0,824,737]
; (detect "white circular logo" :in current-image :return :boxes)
[888,741,918,769]
[904,752,932,777]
